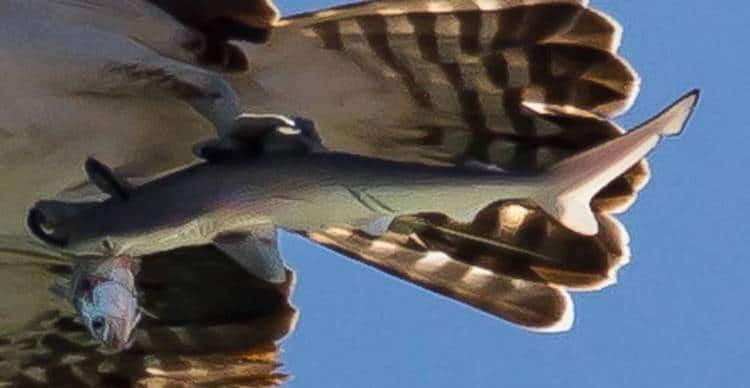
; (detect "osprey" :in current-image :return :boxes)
[1,0,694,337]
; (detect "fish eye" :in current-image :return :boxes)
[91,317,105,331]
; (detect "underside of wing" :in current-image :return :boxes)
[258,1,649,330]
[306,224,574,332]
[261,0,646,213]
[306,199,630,331]
[0,245,296,387]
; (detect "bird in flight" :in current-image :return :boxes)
[1,0,696,368]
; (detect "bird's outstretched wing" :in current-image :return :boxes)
[247,0,643,212]
[0,245,297,387]
[307,205,628,331]
[240,0,649,331]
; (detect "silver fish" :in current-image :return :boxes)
[70,256,141,352]
[28,91,697,331]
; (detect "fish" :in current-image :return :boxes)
[67,255,142,352]
[28,90,698,332]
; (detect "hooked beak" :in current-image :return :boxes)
[27,208,68,247]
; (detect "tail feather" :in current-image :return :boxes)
[534,90,699,235]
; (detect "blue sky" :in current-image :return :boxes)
[271,1,747,387]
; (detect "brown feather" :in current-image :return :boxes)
[307,227,573,331]
[263,0,652,331]
[275,0,643,208]
[146,0,280,72]
[391,206,629,291]
[148,0,279,32]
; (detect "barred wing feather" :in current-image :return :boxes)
[254,0,651,331]
[307,226,574,332]
[250,0,645,213]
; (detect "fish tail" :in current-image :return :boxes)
[532,90,699,235]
